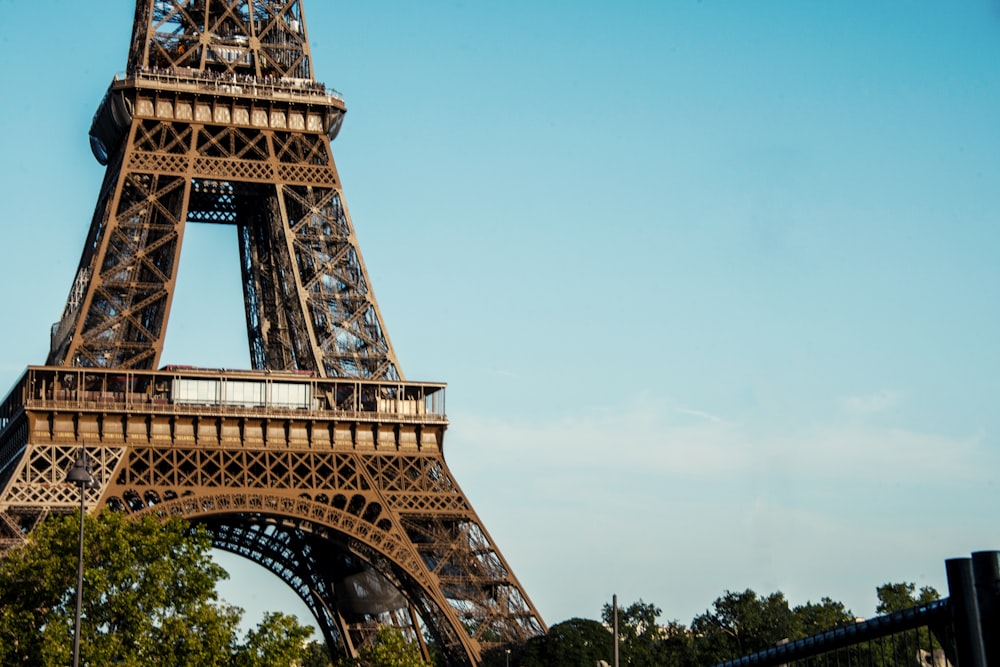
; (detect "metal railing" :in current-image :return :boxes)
[0,366,447,425]
[716,551,999,667]
[121,67,346,104]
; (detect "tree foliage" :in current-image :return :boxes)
[602,599,690,667]
[235,611,315,667]
[300,640,335,667]
[875,582,940,615]
[690,589,794,664]
[494,617,612,667]
[872,582,943,664]
[335,626,430,667]
[790,597,854,639]
[0,510,314,667]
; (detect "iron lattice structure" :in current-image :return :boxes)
[48,0,396,380]
[0,2,546,665]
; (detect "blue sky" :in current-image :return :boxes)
[2,0,1000,631]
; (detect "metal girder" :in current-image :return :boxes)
[131,0,313,80]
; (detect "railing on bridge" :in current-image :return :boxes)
[715,551,999,667]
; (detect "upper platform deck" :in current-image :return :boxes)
[0,366,446,436]
[121,66,346,109]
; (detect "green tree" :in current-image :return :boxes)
[336,626,430,667]
[657,619,695,667]
[0,510,313,667]
[502,631,547,667]
[547,617,613,665]
[602,599,659,666]
[301,640,335,667]
[517,617,611,667]
[875,582,940,614]
[872,582,942,667]
[790,597,854,638]
[690,589,792,664]
[601,599,691,667]
[235,611,315,666]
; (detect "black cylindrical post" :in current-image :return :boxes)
[972,551,1000,667]
[946,557,987,667]
[72,484,85,667]
[613,594,619,667]
[66,449,94,667]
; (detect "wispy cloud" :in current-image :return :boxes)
[673,406,726,423]
[768,424,983,483]
[842,390,904,416]
[448,394,985,486]
[448,395,756,481]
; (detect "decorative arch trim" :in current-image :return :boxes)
[132,491,431,588]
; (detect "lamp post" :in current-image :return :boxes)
[612,593,619,667]
[65,450,95,667]
[505,648,510,667]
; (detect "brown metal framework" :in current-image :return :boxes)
[49,0,396,379]
[0,2,546,665]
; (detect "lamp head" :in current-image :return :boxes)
[65,454,96,487]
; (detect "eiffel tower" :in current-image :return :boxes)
[0,2,545,664]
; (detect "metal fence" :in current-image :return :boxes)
[716,551,999,667]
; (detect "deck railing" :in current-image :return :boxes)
[0,366,446,426]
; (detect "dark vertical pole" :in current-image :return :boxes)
[946,557,987,667]
[972,551,1000,666]
[66,448,94,667]
[613,594,619,667]
[72,483,85,667]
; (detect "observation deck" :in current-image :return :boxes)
[0,366,447,485]
[89,66,347,165]
[122,67,346,107]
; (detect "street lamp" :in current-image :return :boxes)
[66,449,96,667]
[505,648,510,667]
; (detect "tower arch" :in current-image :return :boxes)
[130,492,475,661]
